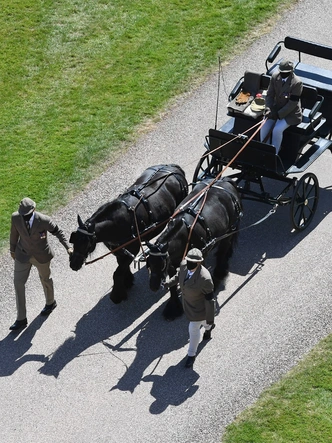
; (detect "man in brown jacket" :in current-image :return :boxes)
[9,197,72,331]
[167,248,215,368]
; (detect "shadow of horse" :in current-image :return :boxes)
[107,304,189,393]
[37,283,163,378]
[0,316,48,377]
[37,254,218,384]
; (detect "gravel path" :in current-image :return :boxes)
[1,1,332,442]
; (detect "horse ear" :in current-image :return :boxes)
[77,215,85,229]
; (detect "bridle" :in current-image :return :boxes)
[147,246,169,284]
[74,228,97,260]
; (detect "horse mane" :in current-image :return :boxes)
[167,163,186,177]
[156,215,186,245]
[86,200,123,224]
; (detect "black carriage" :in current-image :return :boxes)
[193,36,332,231]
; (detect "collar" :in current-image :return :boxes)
[27,212,35,228]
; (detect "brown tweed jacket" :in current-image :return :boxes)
[168,261,215,323]
[10,211,70,264]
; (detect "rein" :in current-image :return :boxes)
[182,190,208,260]
[85,218,169,265]
[85,119,267,266]
[171,119,266,220]
[177,119,265,259]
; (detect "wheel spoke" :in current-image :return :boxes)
[290,173,319,231]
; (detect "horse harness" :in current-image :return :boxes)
[179,182,243,256]
[118,165,187,238]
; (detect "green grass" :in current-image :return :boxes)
[0,0,295,249]
[222,335,332,443]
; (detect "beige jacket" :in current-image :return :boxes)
[10,211,70,263]
[168,261,215,323]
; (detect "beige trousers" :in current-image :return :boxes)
[14,257,54,320]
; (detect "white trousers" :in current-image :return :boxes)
[260,118,290,153]
[188,320,212,357]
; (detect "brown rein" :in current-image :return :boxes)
[85,119,267,266]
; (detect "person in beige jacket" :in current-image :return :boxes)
[9,197,72,331]
[260,59,303,153]
[167,248,215,368]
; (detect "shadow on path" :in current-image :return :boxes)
[230,185,332,276]
[0,316,48,376]
[38,284,165,378]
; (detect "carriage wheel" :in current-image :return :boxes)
[290,172,319,231]
[193,152,223,183]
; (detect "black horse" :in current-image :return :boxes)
[146,177,243,319]
[69,164,188,304]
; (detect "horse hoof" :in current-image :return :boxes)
[109,292,123,304]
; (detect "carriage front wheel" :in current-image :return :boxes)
[290,172,319,231]
[193,152,223,184]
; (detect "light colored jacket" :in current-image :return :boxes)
[265,71,303,125]
[10,211,70,263]
[168,261,215,322]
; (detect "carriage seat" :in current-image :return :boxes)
[286,84,324,135]
[280,86,325,165]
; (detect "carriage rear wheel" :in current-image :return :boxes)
[290,172,319,231]
[193,152,223,184]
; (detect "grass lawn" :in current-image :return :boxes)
[0,0,295,249]
[222,334,332,443]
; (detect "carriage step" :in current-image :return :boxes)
[278,197,292,205]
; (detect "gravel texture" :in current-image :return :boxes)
[1,1,332,442]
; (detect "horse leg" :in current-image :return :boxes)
[162,285,184,321]
[124,265,135,289]
[109,255,134,304]
[213,234,236,284]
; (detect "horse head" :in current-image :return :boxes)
[69,215,97,271]
[146,241,169,292]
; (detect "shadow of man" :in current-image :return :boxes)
[0,316,48,377]
[142,362,200,414]
[109,301,215,395]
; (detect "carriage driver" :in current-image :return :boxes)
[261,60,303,154]
[166,248,215,368]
